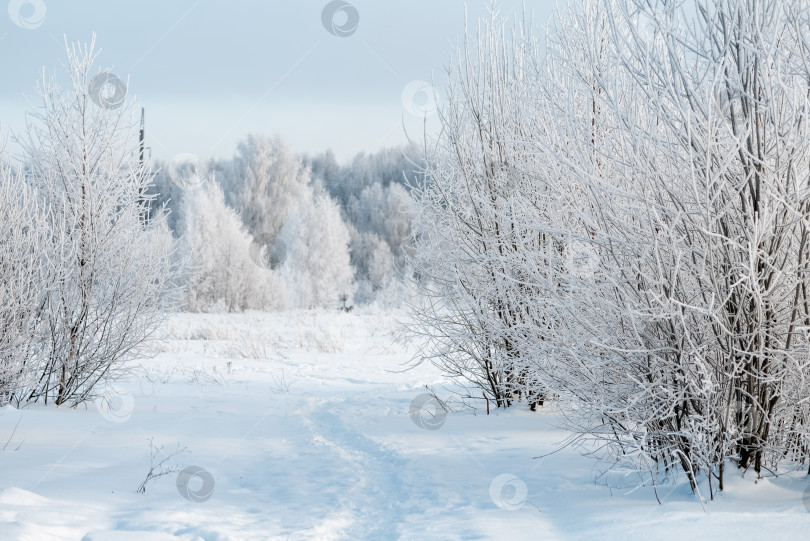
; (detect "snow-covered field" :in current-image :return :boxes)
[1,309,809,540]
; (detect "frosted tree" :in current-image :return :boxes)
[348,182,414,264]
[348,225,395,302]
[179,180,283,312]
[17,38,176,406]
[278,188,354,309]
[224,134,310,246]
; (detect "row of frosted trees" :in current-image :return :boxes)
[411,0,810,495]
[146,138,417,312]
[0,39,173,407]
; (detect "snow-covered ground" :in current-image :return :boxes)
[1,309,809,540]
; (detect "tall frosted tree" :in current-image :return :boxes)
[224,134,310,247]
[278,188,354,309]
[179,180,283,312]
[348,181,414,264]
[17,38,175,406]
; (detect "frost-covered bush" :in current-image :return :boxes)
[411,0,810,495]
[0,160,51,405]
[410,12,552,410]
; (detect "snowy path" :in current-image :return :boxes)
[1,310,809,540]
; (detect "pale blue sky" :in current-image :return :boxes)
[0,0,558,162]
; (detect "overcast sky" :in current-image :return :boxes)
[0,0,558,163]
